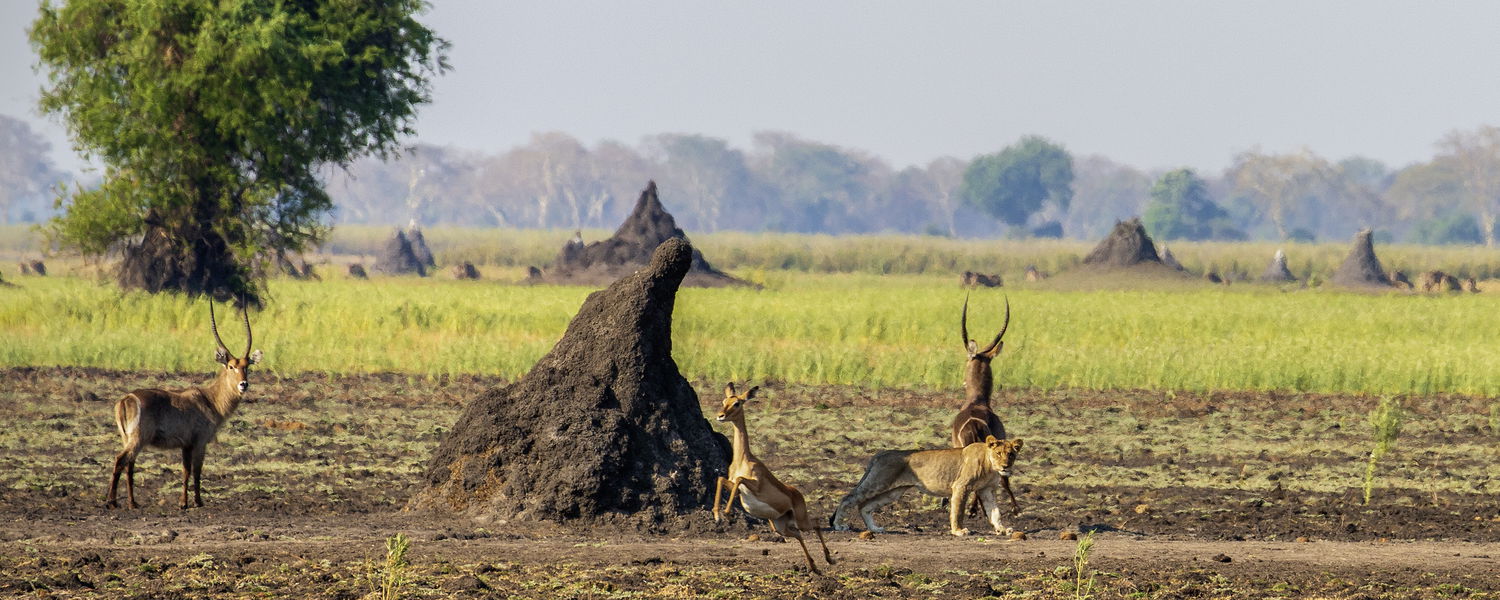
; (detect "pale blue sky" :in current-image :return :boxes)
[5,1,1500,174]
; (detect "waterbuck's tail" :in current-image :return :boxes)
[115,394,140,442]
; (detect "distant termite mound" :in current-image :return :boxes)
[1260,249,1297,283]
[408,227,436,269]
[1330,229,1392,289]
[1083,218,1164,268]
[410,238,732,531]
[374,229,426,276]
[527,181,751,288]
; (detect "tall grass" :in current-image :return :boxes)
[5,274,1500,395]
[321,226,1500,280]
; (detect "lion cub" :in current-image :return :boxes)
[831,436,1023,537]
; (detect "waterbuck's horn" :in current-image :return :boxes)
[978,296,1011,355]
[960,293,971,350]
[209,302,230,356]
[240,301,253,358]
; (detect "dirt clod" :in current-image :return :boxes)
[1211,553,1232,563]
[1060,531,1078,541]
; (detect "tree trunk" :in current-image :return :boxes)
[1483,209,1497,248]
[117,199,258,307]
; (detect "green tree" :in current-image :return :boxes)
[31,0,448,304]
[1143,168,1240,240]
[959,136,1073,230]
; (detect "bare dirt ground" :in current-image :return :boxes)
[1,367,1497,598]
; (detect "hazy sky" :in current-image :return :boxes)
[5,1,1500,174]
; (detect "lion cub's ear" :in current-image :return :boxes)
[985,435,999,444]
[1010,439,1024,450]
[745,386,760,401]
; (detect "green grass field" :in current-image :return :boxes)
[5,271,1499,395]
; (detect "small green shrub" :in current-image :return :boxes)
[1362,397,1404,505]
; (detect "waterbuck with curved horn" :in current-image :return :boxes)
[951,295,1020,514]
[106,302,263,509]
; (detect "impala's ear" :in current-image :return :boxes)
[985,435,999,444]
[745,386,760,401]
[248,349,263,365]
[214,347,230,365]
[724,383,736,399]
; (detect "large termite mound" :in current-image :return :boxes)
[408,227,437,269]
[1330,229,1392,289]
[527,181,750,288]
[1260,249,1297,282]
[410,238,732,530]
[374,229,427,276]
[1083,218,1164,268]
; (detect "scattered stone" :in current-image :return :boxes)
[1134,504,1151,514]
[858,530,875,541]
[1009,531,1028,541]
[747,533,761,542]
[1295,536,1310,543]
[1059,531,1078,541]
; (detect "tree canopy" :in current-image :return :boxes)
[31,0,448,304]
[1143,168,1241,241]
[959,136,1073,229]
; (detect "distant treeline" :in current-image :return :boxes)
[6,110,1500,246]
[324,127,1500,246]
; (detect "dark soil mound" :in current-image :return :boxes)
[347,264,368,279]
[1330,230,1391,289]
[1083,218,1163,268]
[374,230,426,276]
[410,238,732,531]
[528,181,750,288]
[1260,249,1296,282]
[408,227,436,269]
[450,262,480,280]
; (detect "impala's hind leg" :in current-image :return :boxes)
[772,515,822,575]
[793,501,835,566]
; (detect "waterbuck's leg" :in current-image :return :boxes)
[124,455,139,509]
[190,445,206,507]
[179,447,193,509]
[106,451,128,508]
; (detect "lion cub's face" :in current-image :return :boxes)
[715,383,759,423]
[985,436,1023,476]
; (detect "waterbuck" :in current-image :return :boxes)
[105,302,262,510]
[951,295,1019,514]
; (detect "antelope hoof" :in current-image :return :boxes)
[104,499,117,510]
[950,528,971,537]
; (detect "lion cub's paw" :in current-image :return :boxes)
[950,528,971,537]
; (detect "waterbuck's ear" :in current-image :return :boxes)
[214,347,230,365]
[723,383,737,399]
[745,386,760,401]
[248,349,263,365]
[985,435,998,444]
